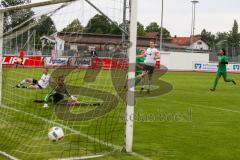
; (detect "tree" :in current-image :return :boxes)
[227,20,240,55]
[109,22,122,35]
[228,20,240,47]
[62,19,84,33]
[201,29,215,49]
[1,0,35,52]
[215,32,228,42]
[160,27,171,38]
[137,22,145,36]
[34,15,57,48]
[2,0,34,32]
[85,14,111,34]
[145,22,159,32]
[118,21,146,36]
[145,22,171,38]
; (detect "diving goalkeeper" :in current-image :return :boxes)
[35,75,78,108]
[35,75,100,108]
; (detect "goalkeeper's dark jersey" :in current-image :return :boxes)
[45,84,71,103]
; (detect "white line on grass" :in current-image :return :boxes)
[160,98,240,114]
[0,104,150,160]
[49,154,104,160]
[0,151,19,160]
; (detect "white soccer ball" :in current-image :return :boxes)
[43,103,49,109]
[48,127,64,141]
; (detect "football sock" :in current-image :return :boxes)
[148,80,151,90]
[225,79,233,82]
[135,78,142,85]
[140,78,144,89]
[213,79,218,90]
[18,80,26,86]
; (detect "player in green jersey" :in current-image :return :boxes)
[210,48,236,91]
[124,49,146,90]
[136,49,146,91]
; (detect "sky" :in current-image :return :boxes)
[138,0,240,36]
[31,0,240,37]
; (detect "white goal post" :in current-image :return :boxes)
[126,0,138,153]
[0,0,138,155]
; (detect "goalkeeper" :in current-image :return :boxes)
[36,75,78,108]
[210,48,236,91]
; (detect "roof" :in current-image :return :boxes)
[171,36,202,46]
[145,32,158,38]
[41,32,157,47]
[40,35,55,43]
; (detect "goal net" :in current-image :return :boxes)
[0,0,135,159]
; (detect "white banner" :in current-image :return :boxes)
[44,57,69,66]
[193,62,240,72]
[44,57,92,67]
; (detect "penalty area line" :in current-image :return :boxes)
[0,104,150,160]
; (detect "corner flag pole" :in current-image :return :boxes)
[125,0,138,153]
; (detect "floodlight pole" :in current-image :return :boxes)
[122,0,127,43]
[160,0,164,51]
[190,0,199,52]
[125,0,138,153]
[0,11,3,105]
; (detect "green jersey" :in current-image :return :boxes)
[136,57,145,75]
[218,55,228,72]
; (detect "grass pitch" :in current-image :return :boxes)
[1,67,240,160]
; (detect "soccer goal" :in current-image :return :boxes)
[0,0,138,159]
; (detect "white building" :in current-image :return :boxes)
[171,36,209,51]
[188,39,209,50]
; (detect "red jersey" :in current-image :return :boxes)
[19,50,25,58]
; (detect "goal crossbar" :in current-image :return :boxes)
[0,0,77,12]
[0,0,129,36]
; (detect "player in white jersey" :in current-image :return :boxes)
[142,40,160,93]
[16,68,51,89]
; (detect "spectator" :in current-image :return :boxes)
[90,47,97,57]
[15,48,25,68]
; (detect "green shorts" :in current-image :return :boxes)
[216,71,227,78]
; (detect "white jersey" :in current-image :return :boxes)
[144,48,159,66]
[38,74,51,88]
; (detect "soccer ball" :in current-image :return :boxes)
[48,127,64,141]
[43,103,49,109]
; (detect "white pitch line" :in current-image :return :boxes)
[159,98,240,114]
[130,152,152,160]
[0,104,150,160]
[49,154,104,160]
[0,150,19,160]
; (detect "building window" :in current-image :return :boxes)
[197,41,202,45]
[70,45,78,51]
